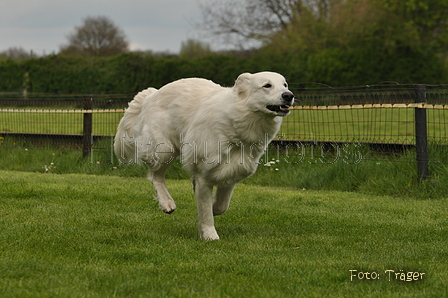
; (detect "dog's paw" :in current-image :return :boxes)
[199,227,220,241]
[159,200,177,214]
[163,208,176,214]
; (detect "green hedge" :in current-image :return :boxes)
[304,44,447,86]
[0,53,260,94]
[0,48,446,95]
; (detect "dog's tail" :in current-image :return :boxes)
[114,88,158,164]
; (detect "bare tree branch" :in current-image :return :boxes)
[196,0,335,49]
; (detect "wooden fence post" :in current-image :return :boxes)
[83,95,93,158]
[414,85,429,181]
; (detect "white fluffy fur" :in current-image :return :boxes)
[114,72,294,240]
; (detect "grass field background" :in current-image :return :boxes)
[0,111,123,136]
[1,170,447,297]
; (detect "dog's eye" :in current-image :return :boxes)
[263,84,272,88]
[284,83,288,88]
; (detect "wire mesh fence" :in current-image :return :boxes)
[0,94,130,152]
[1,84,448,171]
[283,83,448,144]
[276,84,448,170]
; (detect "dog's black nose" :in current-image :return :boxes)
[282,92,294,104]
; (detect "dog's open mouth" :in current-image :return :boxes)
[266,105,290,116]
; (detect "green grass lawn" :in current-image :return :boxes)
[1,170,447,297]
[0,111,123,135]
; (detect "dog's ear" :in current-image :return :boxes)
[234,73,252,98]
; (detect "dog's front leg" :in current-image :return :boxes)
[194,177,219,240]
[213,184,235,215]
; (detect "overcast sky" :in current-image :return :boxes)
[0,0,207,55]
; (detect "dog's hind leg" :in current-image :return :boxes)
[148,164,176,214]
[213,184,235,216]
[194,176,219,240]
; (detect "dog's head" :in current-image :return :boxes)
[234,72,294,117]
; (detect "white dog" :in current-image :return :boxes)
[114,72,294,240]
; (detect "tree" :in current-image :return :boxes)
[198,0,448,53]
[0,47,34,61]
[378,0,448,53]
[179,39,213,59]
[197,0,332,49]
[60,16,129,57]
[199,0,448,84]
